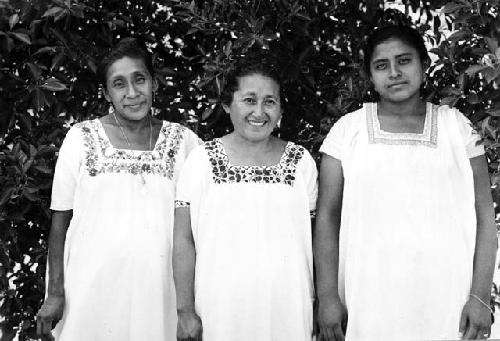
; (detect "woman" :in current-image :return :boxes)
[314,25,497,340]
[36,38,199,341]
[173,60,318,341]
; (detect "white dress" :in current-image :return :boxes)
[175,139,318,341]
[50,119,199,341]
[320,103,485,340]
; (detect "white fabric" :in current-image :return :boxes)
[176,140,318,341]
[319,103,484,340]
[50,119,199,341]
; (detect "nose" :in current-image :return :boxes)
[125,81,139,98]
[253,102,266,117]
[389,63,402,78]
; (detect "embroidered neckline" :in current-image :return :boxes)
[76,119,186,179]
[96,119,165,153]
[204,138,304,185]
[366,102,438,147]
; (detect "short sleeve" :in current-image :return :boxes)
[454,110,485,158]
[50,126,84,210]
[319,115,349,160]
[298,149,319,213]
[183,127,203,156]
[175,145,208,208]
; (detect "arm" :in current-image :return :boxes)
[314,154,347,341]
[36,209,72,340]
[460,154,497,340]
[173,207,202,340]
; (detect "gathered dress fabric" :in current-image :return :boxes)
[50,119,199,341]
[319,103,485,340]
[175,139,318,341]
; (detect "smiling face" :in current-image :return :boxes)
[104,56,157,121]
[223,73,282,143]
[369,38,427,104]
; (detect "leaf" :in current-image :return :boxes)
[51,52,65,70]
[486,37,499,53]
[32,165,52,174]
[32,88,47,111]
[9,14,19,30]
[447,30,470,42]
[42,6,65,18]
[0,187,14,206]
[201,107,213,120]
[26,62,41,80]
[441,2,470,14]
[40,78,67,91]
[9,31,31,44]
[34,46,57,55]
[487,107,500,116]
[465,64,489,76]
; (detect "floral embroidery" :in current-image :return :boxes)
[76,119,186,179]
[204,139,304,186]
[366,102,438,147]
[174,200,190,208]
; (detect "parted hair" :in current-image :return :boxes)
[97,37,154,89]
[363,25,430,76]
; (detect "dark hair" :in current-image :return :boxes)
[363,25,430,76]
[97,37,154,89]
[221,58,282,106]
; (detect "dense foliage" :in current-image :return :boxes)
[0,0,498,339]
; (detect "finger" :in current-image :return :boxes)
[324,327,335,341]
[42,318,53,335]
[36,316,43,336]
[458,310,468,339]
[464,325,478,340]
[333,325,345,341]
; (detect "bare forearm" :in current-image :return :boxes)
[47,210,72,297]
[470,155,498,301]
[173,238,196,312]
[314,211,341,300]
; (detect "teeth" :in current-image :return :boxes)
[248,120,266,126]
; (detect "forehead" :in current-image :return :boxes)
[106,56,149,81]
[371,38,418,61]
[236,73,280,94]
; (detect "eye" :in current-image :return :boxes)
[264,98,278,106]
[112,79,125,88]
[399,57,411,65]
[374,62,387,70]
[135,74,146,83]
[243,97,256,104]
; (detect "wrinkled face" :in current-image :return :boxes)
[104,56,157,121]
[223,73,282,143]
[370,38,427,103]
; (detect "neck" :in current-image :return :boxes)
[113,112,151,132]
[378,95,425,116]
[226,133,274,154]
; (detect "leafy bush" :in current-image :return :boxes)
[0,0,498,339]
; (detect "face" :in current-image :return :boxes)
[369,38,427,103]
[223,73,282,143]
[104,56,157,121]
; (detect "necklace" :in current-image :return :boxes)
[112,112,153,185]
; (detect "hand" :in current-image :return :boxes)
[36,295,64,341]
[316,296,348,341]
[459,297,492,340]
[177,310,203,341]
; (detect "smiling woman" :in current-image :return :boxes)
[172,59,318,341]
[35,38,200,341]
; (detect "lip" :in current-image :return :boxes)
[124,102,145,110]
[247,119,268,127]
[388,82,408,88]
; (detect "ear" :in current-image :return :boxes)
[103,88,111,103]
[222,103,230,114]
[152,77,159,92]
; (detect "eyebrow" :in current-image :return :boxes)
[372,52,414,63]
